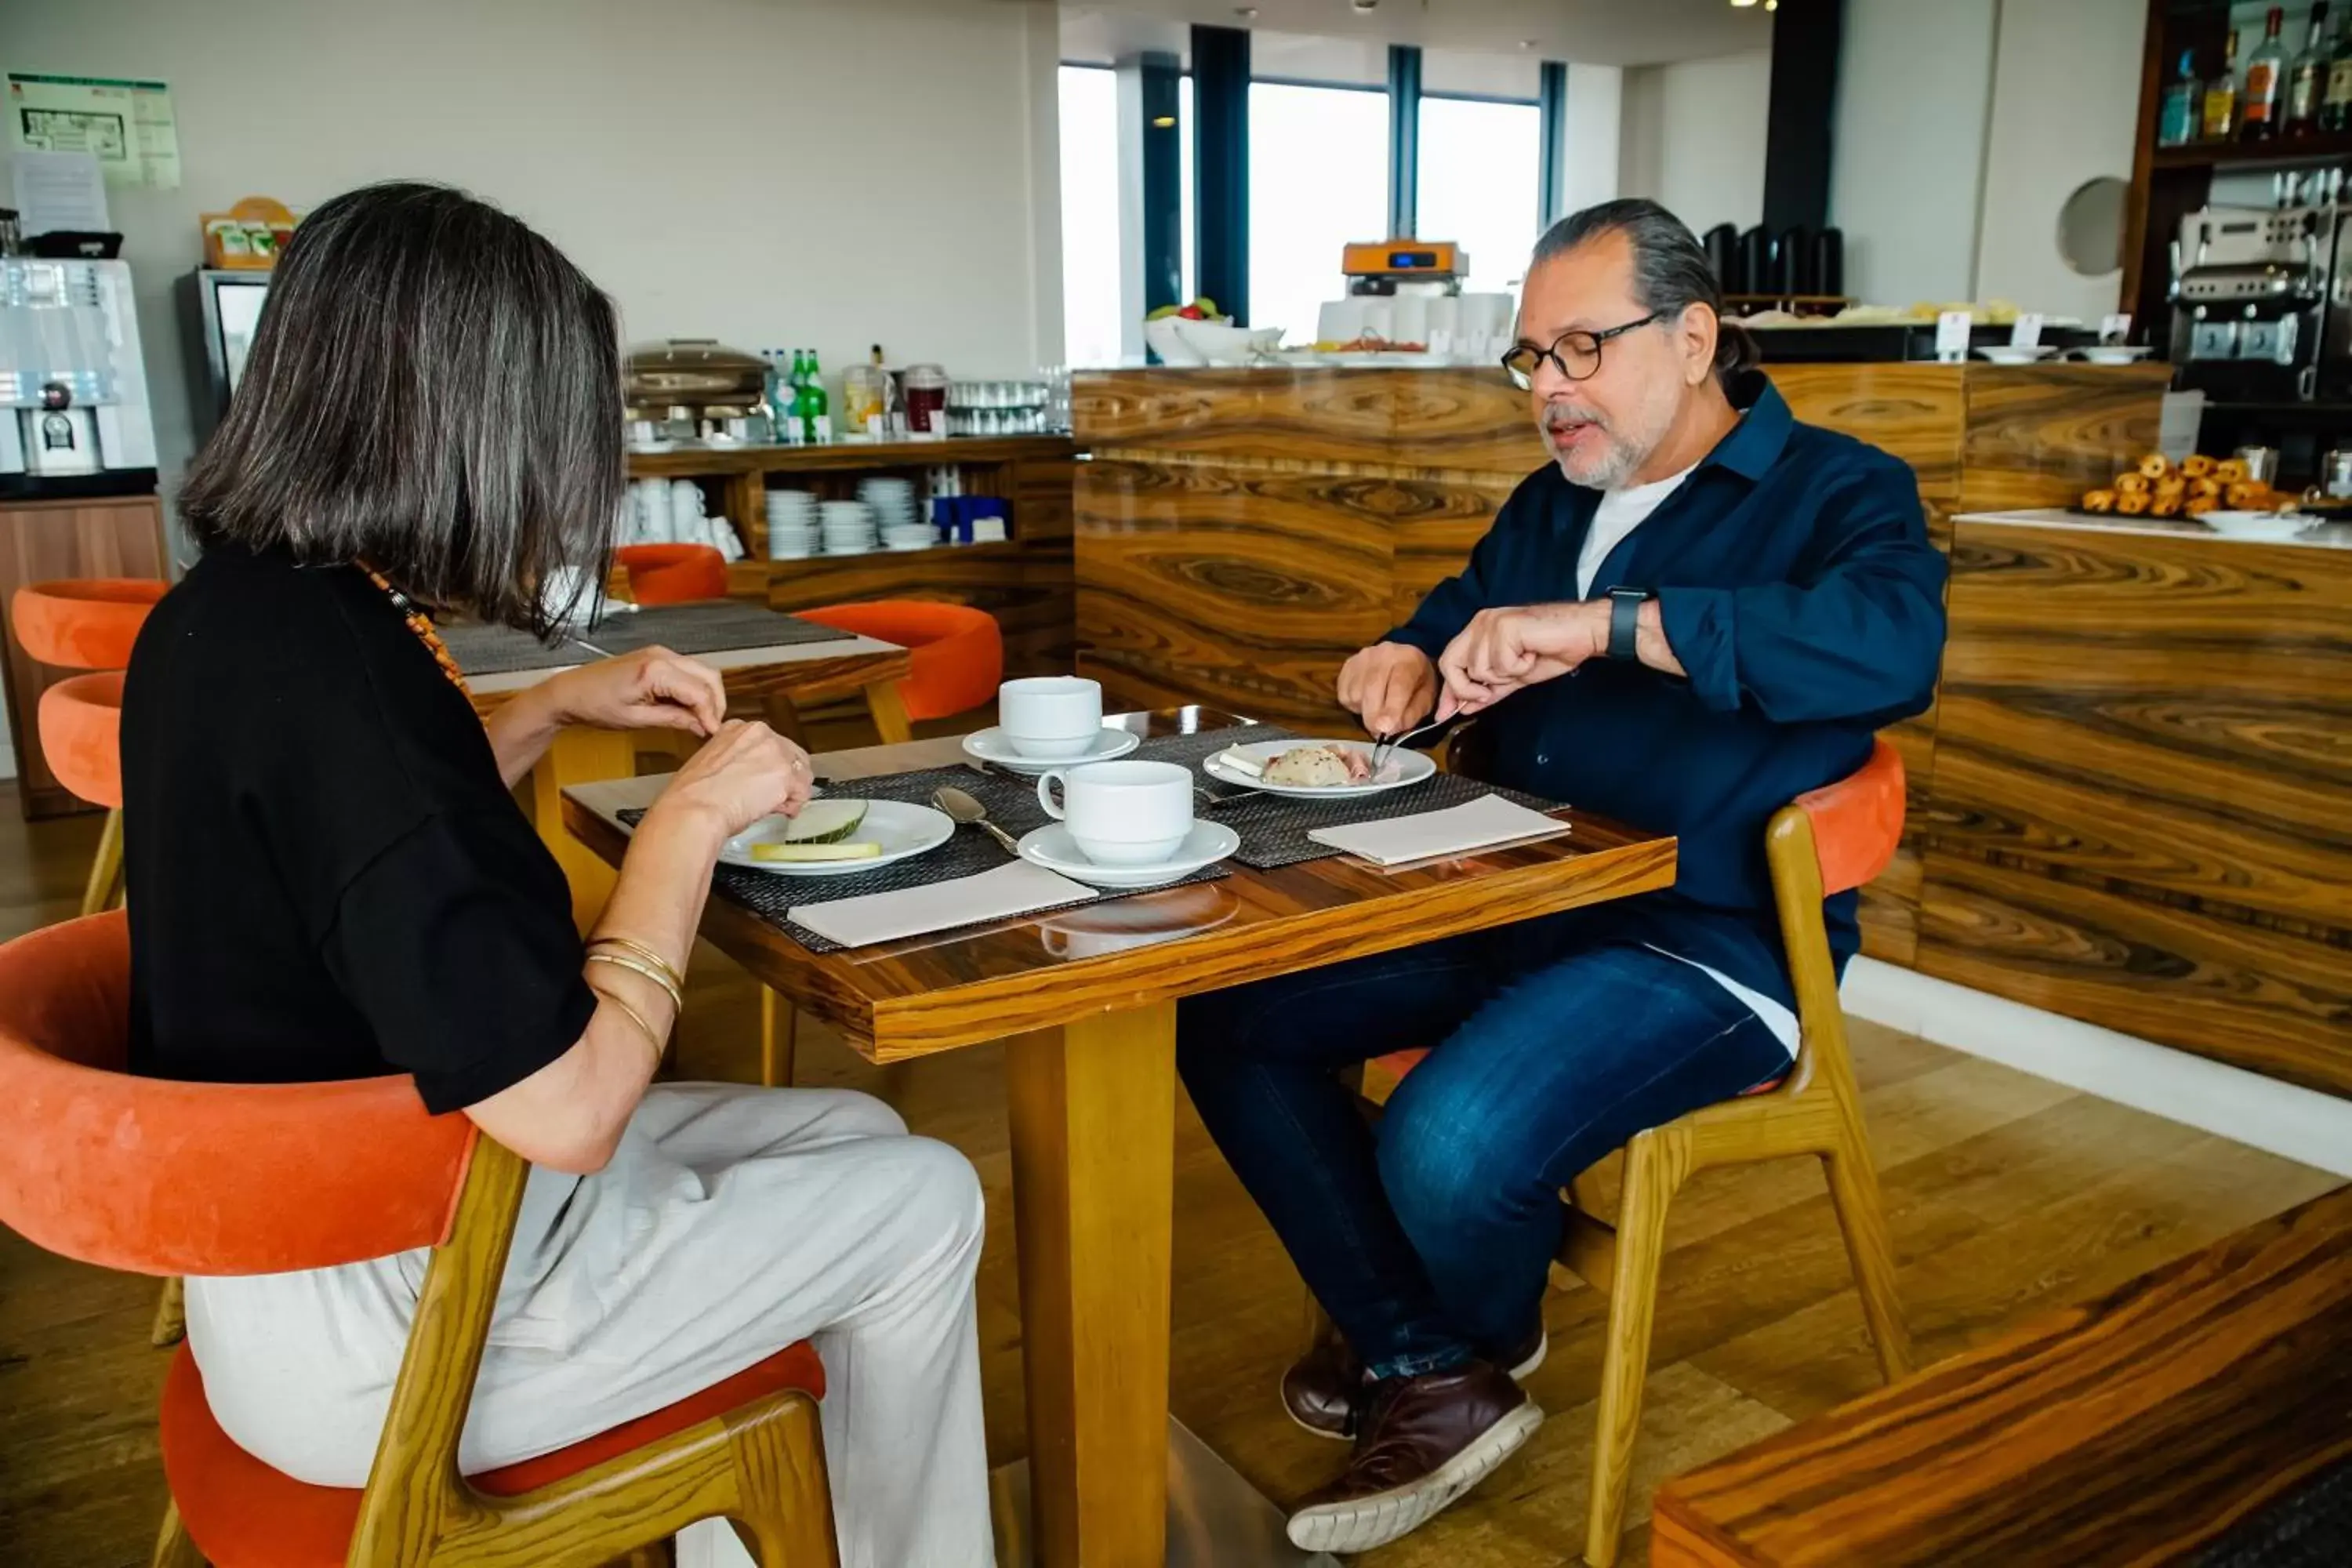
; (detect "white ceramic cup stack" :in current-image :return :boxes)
[819,499,877,555]
[1036,760,1196,866]
[765,489,817,559]
[860,475,932,551]
[996,675,1104,760]
[630,479,674,543]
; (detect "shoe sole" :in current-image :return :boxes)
[1283,1334,1547,1444]
[1283,1399,1545,1555]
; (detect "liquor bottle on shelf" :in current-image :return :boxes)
[796,350,832,444]
[2205,29,2242,140]
[2287,2,2332,135]
[2325,9,2352,130]
[2161,49,2201,146]
[2242,7,2287,140]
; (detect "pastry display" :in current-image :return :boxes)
[2080,454,2289,521]
[2082,488,2116,514]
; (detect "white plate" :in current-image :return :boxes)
[2198,510,2318,540]
[719,800,953,877]
[2074,346,2152,363]
[1017,820,1240,889]
[1203,737,1439,798]
[1974,345,2059,364]
[962,725,1141,774]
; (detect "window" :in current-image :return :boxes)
[1247,81,1389,345]
[1058,65,1123,368]
[1416,96,1543,296]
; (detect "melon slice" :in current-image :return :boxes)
[784,800,869,844]
[750,840,884,863]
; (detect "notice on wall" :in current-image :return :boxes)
[5,73,180,190]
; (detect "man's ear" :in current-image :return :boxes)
[1682,303,1719,387]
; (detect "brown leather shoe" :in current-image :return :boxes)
[1285,1359,1544,1555]
[1283,1323,1546,1441]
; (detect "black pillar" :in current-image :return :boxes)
[1537,60,1568,230]
[1192,24,1251,325]
[1138,52,1183,314]
[1762,0,1840,233]
[1388,45,1422,239]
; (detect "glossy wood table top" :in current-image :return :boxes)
[562,706,1679,1062]
[1650,1183,2352,1568]
[464,626,912,716]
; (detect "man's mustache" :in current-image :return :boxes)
[1543,403,1608,434]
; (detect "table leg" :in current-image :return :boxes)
[529,726,639,930]
[1004,1004,1178,1568]
[863,678,914,746]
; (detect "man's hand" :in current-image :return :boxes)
[1336,641,1439,735]
[1436,602,1609,717]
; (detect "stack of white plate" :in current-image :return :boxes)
[766,489,818,559]
[860,476,935,551]
[819,499,878,554]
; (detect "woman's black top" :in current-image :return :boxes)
[121,544,595,1115]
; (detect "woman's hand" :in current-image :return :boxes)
[545,647,728,739]
[648,720,815,846]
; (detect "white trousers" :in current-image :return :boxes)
[185,1083,993,1568]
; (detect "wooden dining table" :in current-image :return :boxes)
[457,601,914,926]
[561,706,1680,1568]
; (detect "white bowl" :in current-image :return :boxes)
[1174,319,1282,365]
[1144,317,1210,366]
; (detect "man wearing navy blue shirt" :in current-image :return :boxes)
[1178,199,1947,1556]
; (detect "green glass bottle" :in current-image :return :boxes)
[797,350,832,444]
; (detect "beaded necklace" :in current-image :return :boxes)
[357,562,471,696]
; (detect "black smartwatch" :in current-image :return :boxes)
[1607,588,1649,661]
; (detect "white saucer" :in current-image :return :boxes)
[2198,510,2318,540]
[1203,737,1439,799]
[962,726,1141,774]
[1016,820,1240,890]
[720,800,953,877]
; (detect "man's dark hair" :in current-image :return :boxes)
[1530,197,1761,385]
[180,181,624,636]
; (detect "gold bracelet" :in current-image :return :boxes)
[586,951,685,1015]
[587,934,687,994]
[588,979,669,1070]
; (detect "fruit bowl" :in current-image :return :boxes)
[1143,316,1210,365]
[1174,319,1283,365]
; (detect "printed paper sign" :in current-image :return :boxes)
[7,73,180,190]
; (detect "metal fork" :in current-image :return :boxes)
[1370,717,1448,775]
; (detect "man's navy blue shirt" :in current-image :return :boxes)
[1386,371,1948,1012]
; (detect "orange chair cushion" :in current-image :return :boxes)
[794,600,1002,721]
[1794,738,1906,896]
[615,544,728,605]
[9,578,165,670]
[162,1340,826,1568]
[37,669,123,808]
[0,912,480,1277]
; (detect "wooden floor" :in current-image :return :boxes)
[0,784,2339,1568]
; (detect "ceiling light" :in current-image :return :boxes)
[1152,115,1177,128]
[1730,0,1759,8]
[1235,5,1258,15]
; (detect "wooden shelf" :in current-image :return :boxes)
[627,434,1074,478]
[2151,131,2352,171]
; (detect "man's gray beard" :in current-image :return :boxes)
[1553,425,1650,490]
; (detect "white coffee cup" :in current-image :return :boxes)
[998,675,1104,760]
[1036,759,1193,866]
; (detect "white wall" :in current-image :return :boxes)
[1973,0,2145,321]
[0,0,1065,521]
[1617,51,1771,236]
[1831,0,2002,306]
[1560,64,1624,220]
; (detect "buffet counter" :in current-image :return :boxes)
[1064,362,2352,1101]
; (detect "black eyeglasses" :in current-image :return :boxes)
[1500,312,1667,389]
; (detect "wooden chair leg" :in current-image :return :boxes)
[151,1275,187,1348]
[1584,1133,1684,1568]
[760,989,797,1089]
[608,1544,673,1568]
[81,807,125,917]
[725,1392,840,1566]
[152,1501,206,1568]
[1822,1123,1914,1383]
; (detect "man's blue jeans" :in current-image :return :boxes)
[1176,907,1789,1380]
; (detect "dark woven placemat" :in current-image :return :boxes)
[579,603,853,658]
[1122,724,1567,869]
[622,759,1229,954]
[2191,1457,2352,1567]
[437,622,590,677]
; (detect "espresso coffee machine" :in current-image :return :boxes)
[0,258,159,497]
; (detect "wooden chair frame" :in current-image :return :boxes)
[1348,745,1915,1567]
[156,1135,838,1568]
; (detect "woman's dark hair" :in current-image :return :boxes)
[180,181,623,636]
[1530,198,1762,386]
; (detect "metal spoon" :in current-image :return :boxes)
[931,786,1022,855]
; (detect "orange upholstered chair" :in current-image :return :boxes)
[793,601,1000,723]
[9,578,166,671]
[1354,738,1915,1567]
[0,911,840,1568]
[615,543,729,605]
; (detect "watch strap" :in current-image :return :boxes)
[1607,588,1646,661]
